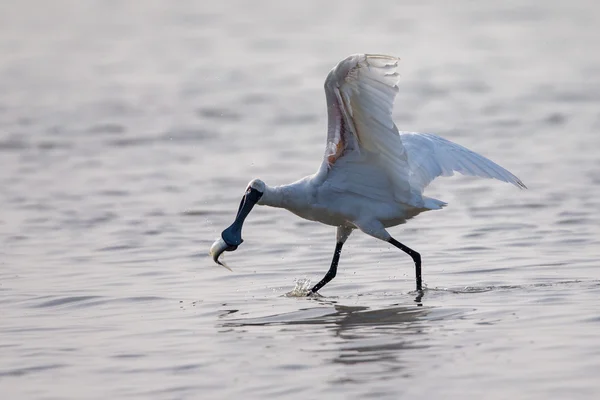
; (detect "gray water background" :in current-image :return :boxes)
[2,1,600,399]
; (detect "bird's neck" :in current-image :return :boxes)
[258,179,310,211]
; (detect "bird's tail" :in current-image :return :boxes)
[423,197,447,210]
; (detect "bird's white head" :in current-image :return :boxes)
[247,178,266,195]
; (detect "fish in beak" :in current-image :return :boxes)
[209,186,263,270]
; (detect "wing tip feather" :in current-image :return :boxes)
[514,178,528,190]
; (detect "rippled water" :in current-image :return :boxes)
[2,1,600,399]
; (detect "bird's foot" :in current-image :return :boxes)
[413,289,424,305]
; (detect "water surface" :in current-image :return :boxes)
[2,1,600,399]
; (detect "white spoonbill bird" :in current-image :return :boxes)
[210,54,526,294]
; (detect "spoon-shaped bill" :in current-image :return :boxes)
[209,186,263,270]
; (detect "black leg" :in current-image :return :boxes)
[388,238,422,291]
[309,242,344,294]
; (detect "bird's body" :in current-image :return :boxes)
[210,54,525,294]
[257,172,432,230]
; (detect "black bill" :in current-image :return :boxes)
[209,187,263,268]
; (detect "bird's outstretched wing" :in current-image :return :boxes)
[400,132,527,193]
[321,54,413,203]
[318,54,525,205]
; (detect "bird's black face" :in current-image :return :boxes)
[220,186,263,250]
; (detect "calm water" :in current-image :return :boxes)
[2,1,600,399]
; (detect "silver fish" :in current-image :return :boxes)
[209,238,234,271]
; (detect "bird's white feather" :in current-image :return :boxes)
[322,54,413,204]
[400,132,527,192]
[317,53,525,209]
[322,152,396,203]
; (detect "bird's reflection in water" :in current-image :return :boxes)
[323,304,429,371]
[219,299,431,376]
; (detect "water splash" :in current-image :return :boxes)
[285,278,312,297]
